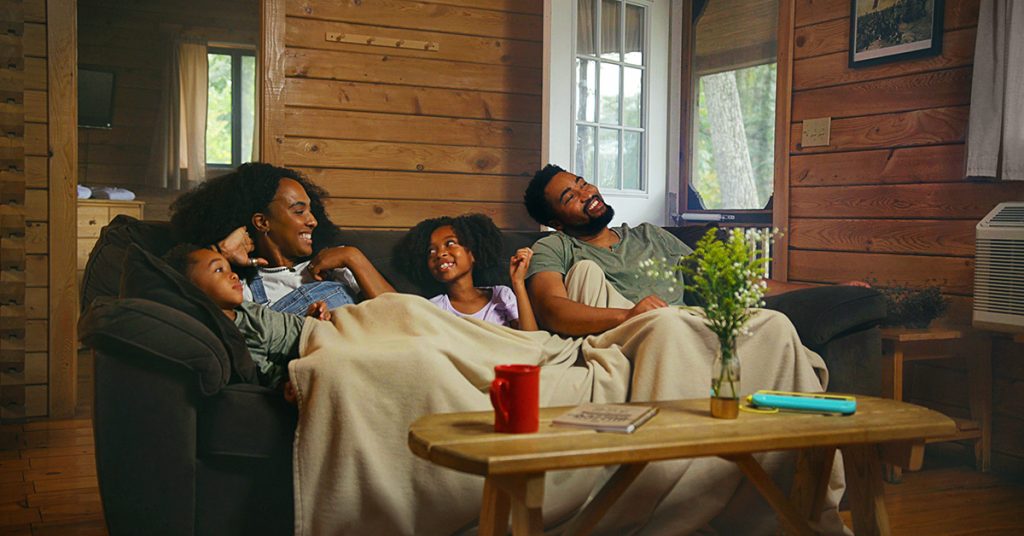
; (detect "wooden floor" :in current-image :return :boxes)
[1,351,1022,534]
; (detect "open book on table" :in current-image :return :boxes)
[552,403,658,434]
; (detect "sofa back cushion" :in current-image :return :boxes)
[119,244,258,385]
[81,215,176,312]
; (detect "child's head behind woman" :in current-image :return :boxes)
[397,213,503,291]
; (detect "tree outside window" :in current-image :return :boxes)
[206,48,255,167]
[683,0,778,219]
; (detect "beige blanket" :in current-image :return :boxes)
[289,293,839,535]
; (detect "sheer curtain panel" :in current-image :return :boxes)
[967,0,1024,181]
[179,41,208,183]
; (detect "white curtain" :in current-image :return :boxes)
[179,41,208,183]
[966,0,1024,180]
[252,49,260,161]
[148,38,208,189]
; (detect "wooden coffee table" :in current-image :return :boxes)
[409,396,955,536]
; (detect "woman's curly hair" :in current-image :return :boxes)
[169,162,341,252]
[395,213,504,289]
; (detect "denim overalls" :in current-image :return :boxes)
[247,273,357,315]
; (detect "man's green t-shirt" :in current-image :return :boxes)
[527,223,693,305]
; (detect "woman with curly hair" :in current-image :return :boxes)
[396,213,537,330]
[169,163,394,313]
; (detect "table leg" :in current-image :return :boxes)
[561,462,648,536]
[724,454,815,536]
[790,446,836,526]
[479,477,510,536]
[488,473,545,536]
[881,341,905,482]
[966,333,992,472]
[840,444,891,536]
[881,341,904,402]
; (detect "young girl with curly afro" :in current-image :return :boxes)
[397,213,537,330]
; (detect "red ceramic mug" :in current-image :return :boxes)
[489,364,540,433]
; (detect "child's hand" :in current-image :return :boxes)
[305,300,332,321]
[283,381,298,405]
[509,247,533,285]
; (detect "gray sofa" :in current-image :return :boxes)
[78,216,886,536]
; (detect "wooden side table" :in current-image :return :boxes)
[880,327,991,480]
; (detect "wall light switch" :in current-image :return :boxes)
[802,117,831,147]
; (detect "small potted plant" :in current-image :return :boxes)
[879,285,949,329]
[640,228,775,418]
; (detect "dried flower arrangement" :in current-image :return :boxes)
[879,285,949,329]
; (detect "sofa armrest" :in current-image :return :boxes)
[763,286,886,350]
[79,298,231,396]
[198,384,296,459]
[93,346,203,536]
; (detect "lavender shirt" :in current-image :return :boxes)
[428,285,519,327]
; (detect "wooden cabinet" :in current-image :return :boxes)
[77,199,145,278]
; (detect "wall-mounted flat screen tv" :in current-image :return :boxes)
[78,67,116,129]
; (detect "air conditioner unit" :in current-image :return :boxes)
[973,202,1024,333]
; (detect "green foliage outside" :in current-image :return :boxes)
[206,53,232,165]
[206,53,257,165]
[693,63,777,209]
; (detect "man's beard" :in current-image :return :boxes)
[563,202,615,236]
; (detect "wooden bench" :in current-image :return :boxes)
[409,396,955,536]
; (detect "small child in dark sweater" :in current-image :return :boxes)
[163,243,330,393]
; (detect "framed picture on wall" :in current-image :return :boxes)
[849,0,944,68]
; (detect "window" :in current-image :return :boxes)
[206,48,256,167]
[681,0,778,222]
[573,0,648,192]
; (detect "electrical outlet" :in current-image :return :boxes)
[802,117,831,147]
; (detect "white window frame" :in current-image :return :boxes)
[544,0,671,226]
[570,0,652,196]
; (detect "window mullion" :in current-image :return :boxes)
[231,51,242,166]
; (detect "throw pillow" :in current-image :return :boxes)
[120,244,258,385]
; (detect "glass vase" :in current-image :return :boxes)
[710,337,741,419]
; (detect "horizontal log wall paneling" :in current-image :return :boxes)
[273,0,543,230]
[0,0,29,420]
[787,0,1024,476]
[77,0,258,187]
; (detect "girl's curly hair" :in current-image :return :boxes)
[395,213,504,289]
[169,162,341,253]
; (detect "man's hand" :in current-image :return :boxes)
[626,295,669,320]
[217,226,268,268]
[305,300,332,321]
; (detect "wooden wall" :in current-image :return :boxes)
[786,0,1024,475]
[1,0,48,420]
[0,0,76,421]
[77,0,258,195]
[262,0,543,230]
